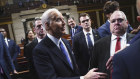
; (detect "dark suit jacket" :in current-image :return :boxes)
[89,33,135,79]
[70,25,83,40]
[72,29,100,75]
[33,36,80,79]
[7,39,19,61]
[0,34,15,79]
[97,20,133,38]
[24,38,39,79]
[112,38,140,79]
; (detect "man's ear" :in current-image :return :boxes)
[33,27,35,32]
[79,23,81,26]
[137,16,140,22]
[45,22,50,30]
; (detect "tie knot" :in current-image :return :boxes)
[87,33,90,35]
[116,36,121,41]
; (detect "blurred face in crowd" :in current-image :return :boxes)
[110,11,128,36]
[80,16,91,32]
[0,28,7,38]
[27,30,35,40]
[137,0,140,15]
[68,18,76,28]
[34,20,46,39]
[46,11,66,39]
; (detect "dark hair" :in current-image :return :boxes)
[68,17,75,21]
[79,13,90,22]
[103,1,119,15]
[25,30,33,45]
[33,17,41,27]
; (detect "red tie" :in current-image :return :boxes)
[115,36,121,52]
[110,36,121,79]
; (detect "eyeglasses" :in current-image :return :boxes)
[81,19,89,23]
[110,18,124,23]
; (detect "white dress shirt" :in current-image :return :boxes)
[4,38,9,47]
[83,29,94,47]
[37,37,42,43]
[110,33,127,56]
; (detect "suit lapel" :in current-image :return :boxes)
[126,33,134,43]
[80,31,88,49]
[44,36,73,70]
[92,29,100,41]
[104,36,111,59]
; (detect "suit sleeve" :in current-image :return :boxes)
[112,53,128,79]
[3,39,15,72]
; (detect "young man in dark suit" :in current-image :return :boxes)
[24,17,46,79]
[68,17,83,40]
[112,0,140,79]
[0,33,15,79]
[89,11,135,79]
[72,13,100,75]
[33,8,107,79]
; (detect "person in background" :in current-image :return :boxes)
[33,8,107,79]
[89,11,135,79]
[24,30,35,46]
[97,1,133,38]
[68,17,83,40]
[112,0,140,78]
[24,17,46,79]
[0,33,16,79]
[72,13,100,75]
[0,28,19,72]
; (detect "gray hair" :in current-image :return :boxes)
[111,10,127,21]
[41,8,61,30]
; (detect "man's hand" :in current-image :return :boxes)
[84,68,107,79]
[106,56,113,70]
[13,70,19,74]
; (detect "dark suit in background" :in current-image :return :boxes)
[24,38,39,79]
[33,36,80,79]
[89,33,134,79]
[70,25,83,40]
[0,33,15,79]
[72,29,100,75]
[112,38,140,79]
[7,39,20,71]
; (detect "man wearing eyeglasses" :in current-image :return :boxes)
[24,17,46,79]
[72,13,101,75]
[89,11,135,79]
[97,1,133,38]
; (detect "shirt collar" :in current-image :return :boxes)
[37,37,42,43]
[83,28,93,36]
[47,33,61,47]
[111,32,127,41]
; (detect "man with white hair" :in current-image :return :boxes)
[112,0,140,79]
[89,10,135,79]
[33,8,107,79]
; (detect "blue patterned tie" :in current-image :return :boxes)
[72,29,75,37]
[59,41,73,69]
[86,33,93,48]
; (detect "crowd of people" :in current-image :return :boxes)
[0,0,140,79]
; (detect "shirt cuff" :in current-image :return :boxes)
[80,76,84,79]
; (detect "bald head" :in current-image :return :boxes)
[137,0,140,15]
